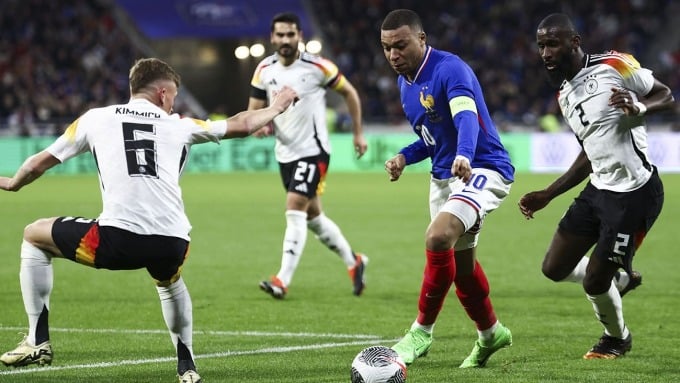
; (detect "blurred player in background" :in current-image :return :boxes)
[519,13,674,359]
[0,58,297,383]
[381,9,514,368]
[248,12,369,299]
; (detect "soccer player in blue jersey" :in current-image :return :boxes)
[519,13,673,359]
[380,9,514,368]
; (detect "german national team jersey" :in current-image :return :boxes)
[558,51,655,192]
[46,99,227,240]
[397,46,514,181]
[250,52,342,162]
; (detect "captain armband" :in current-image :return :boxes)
[449,96,478,117]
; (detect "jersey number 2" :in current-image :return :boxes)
[575,103,590,127]
[123,122,158,178]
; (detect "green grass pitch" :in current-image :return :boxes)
[0,171,678,382]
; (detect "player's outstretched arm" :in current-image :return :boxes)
[518,150,591,219]
[223,86,298,139]
[335,78,367,158]
[246,97,272,138]
[0,151,61,192]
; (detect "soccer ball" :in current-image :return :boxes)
[350,346,407,383]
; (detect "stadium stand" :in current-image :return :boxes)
[0,0,677,135]
[0,0,141,135]
[307,0,679,130]
[0,0,201,136]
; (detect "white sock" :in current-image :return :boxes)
[157,277,194,359]
[478,321,499,341]
[561,256,588,283]
[276,210,308,286]
[563,257,632,294]
[19,240,53,346]
[586,282,627,338]
[307,213,356,268]
[613,271,630,292]
[411,320,434,334]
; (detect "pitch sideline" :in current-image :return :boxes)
[0,326,394,376]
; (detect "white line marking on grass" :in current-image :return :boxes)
[0,339,397,376]
[0,326,381,339]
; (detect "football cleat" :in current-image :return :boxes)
[348,253,369,296]
[459,323,512,368]
[178,369,202,383]
[0,335,53,367]
[391,327,432,365]
[259,276,288,299]
[615,270,642,297]
[583,333,632,359]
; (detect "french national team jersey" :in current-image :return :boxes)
[398,46,514,181]
[46,98,227,240]
[250,52,343,162]
[558,51,655,192]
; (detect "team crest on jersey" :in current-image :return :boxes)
[585,75,598,94]
[419,89,442,122]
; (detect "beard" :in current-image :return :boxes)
[277,45,297,58]
[544,69,565,88]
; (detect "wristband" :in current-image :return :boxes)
[633,101,647,116]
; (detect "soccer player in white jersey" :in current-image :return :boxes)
[0,58,297,382]
[519,13,674,359]
[248,12,369,299]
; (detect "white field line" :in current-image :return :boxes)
[0,326,382,339]
[0,327,395,376]
[0,339,397,376]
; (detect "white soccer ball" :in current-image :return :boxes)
[350,346,407,383]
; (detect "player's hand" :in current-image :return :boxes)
[385,154,406,182]
[451,155,472,183]
[518,190,551,219]
[271,86,299,113]
[609,87,637,116]
[252,124,273,138]
[0,176,14,191]
[353,134,368,159]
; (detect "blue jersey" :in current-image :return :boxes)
[398,46,514,181]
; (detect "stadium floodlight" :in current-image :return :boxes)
[305,40,322,54]
[234,45,250,60]
[250,43,265,58]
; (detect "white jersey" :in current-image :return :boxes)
[46,98,227,240]
[250,52,341,162]
[558,51,655,192]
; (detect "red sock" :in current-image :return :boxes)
[454,260,496,330]
[416,249,456,326]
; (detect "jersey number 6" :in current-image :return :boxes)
[123,122,158,178]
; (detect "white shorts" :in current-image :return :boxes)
[429,168,512,250]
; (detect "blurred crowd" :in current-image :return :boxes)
[0,0,141,136]
[0,0,678,136]
[309,0,680,130]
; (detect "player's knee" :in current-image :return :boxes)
[23,218,52,246]
[425,228,454,251]
[541,256,569,282]
[582,274,611,295]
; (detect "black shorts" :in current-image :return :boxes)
[279,152,330,198]
[558,169,664,272]
[51,217,189,284]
